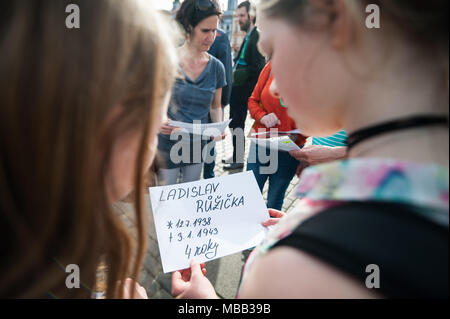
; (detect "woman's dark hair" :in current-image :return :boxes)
[176,0,222,35]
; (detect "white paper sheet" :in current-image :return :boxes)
[149,171,270,273]
[250,129,302,137]
[249,136,301,152]
[169,119,232,137]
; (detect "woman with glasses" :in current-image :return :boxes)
[158,0,227,185]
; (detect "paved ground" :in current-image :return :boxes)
[113,107,300,299]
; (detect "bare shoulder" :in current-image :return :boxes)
[239,246,382,299]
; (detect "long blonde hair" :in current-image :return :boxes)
[0,0,176,298]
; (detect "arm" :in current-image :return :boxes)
[248,66,280,128]
[238,247,381,299]
[289,145,347,165]
[210,88,223,123]
[160,113,178,135]
[171,245,381,299]
[248,65,270,122]
[122,278,148,299]
[210,88,225,141]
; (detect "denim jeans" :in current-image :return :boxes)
[203,140,216,179]
[246,142,300,210]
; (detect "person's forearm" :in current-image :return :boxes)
[333,147,348,160]
[210,107,223,123]
[312,146,347,164]
[289,146,348,165]
[248,98,266,122]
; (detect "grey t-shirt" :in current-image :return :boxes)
[158,54,226,168]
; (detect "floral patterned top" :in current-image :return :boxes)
[238,158,449,297]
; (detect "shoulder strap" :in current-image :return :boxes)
[273,201,449,298]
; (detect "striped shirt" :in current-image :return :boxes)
[312,130,347,147]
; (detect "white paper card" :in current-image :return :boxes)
[251,129,302,137]
[249,136,301,152]
[169,119,232,137]
[149,171,269,273]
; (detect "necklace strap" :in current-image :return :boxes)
[346,115,449,151]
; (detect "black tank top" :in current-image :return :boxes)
[273,201,449,298]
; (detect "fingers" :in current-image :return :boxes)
[122,279,131,299]
[270,114,280,127]
[160,122,184,135]
[268,208,285,218]
[211,133,226,141]
[172,270,183,282]
[122,278,148,299]
[260,117,269,128]
[180,268,192,282]
[171,261,208,298]
[160,125,174,135]
[200,263,207,276]
[136,285,148,299]
[262,209,286,228]
[189,259,204,279]
[269,115,279,128]
[262,218,280,227]
[261,114,280,128]
[171,271,187,297]
[289,150,306,161]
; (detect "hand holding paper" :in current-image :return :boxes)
[160,119,177,135]
[262,209,286,228]
[260,113,281,128]
[171,260,217,299]
[249,135,301,152]
[211,132,226,142]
